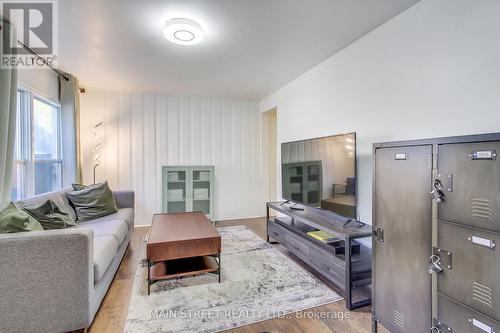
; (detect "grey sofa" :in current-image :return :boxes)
[0,188,135,333]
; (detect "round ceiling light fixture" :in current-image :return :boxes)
[163,18,204,45]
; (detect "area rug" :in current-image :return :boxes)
[124,225,342,333]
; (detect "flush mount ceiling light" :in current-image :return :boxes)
[163,18,204,45]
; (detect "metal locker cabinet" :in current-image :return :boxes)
[435,295,500,333]
[373,145,433,332]
[437,141,500,232]
[436,222,500,321]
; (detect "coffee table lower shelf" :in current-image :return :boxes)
[147,254,221,294]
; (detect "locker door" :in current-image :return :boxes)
[374,145,433,332]
[437,222,500,321]
[437,295,500,333]
[437,141,500,232]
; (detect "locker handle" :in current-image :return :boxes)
[468,236,496,250]
[468,317,493,333]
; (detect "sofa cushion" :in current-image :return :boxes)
[66,182,118,222]
[93,235,118,283]
[88,208,134,231]
[79,219,128,245]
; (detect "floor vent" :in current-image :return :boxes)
[393,310,405,329]
[472,282,493,307]
[472,199,493,220]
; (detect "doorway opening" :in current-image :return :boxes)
[261,107,277,203]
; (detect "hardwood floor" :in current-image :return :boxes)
[87,217,386,333]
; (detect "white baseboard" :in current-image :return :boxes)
[133,215,266,228]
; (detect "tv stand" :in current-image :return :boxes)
[283,201,305,210]
[266,201,372,310]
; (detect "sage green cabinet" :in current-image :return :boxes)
[162,166,214,219]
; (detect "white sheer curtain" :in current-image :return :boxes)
[0,18,18,208]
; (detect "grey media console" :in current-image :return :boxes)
[266,201,372,310]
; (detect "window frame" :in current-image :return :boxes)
[12,88,63,200]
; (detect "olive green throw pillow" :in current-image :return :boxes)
[66,181,118,222]
[21,200,76,230]
[71,183,87,191]
[0,203,44,234]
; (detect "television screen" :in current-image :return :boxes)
[281,132,356,218]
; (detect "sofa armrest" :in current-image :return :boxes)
[113,190,135,209]
[0,228,94,332]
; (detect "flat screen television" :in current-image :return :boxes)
[281,132,356,218]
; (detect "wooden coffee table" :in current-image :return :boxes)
[146,212,221,295]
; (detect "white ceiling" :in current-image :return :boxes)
[59,0,419,100]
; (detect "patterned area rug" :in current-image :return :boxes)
[124,226,342,333]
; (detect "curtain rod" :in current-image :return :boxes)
[17,40,70,81]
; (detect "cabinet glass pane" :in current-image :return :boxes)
[167,171,186,203]
[192,170,210,200]
[193,170,211,181]
[192,169,211,215]
[193,182,210,199]
[167,201,186,213]
[193,199,210,215]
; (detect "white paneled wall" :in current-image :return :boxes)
[80,91,263,225]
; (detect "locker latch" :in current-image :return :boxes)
[429,247,453,273]
[432,319,453,333]
[373,228,384,243]
[430,180,445,202]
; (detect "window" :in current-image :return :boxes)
[11,89,62,200]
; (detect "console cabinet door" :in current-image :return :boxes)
[373,145,433,333]
[190,166,214,219]
[163,167,188,213]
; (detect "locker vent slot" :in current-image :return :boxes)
[472,199,493,220]
[472,282,493,307]
[393,310,405,329]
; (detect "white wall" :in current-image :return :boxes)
[18,69,59,102]
[260,0,500,225]
[80,91,263,225]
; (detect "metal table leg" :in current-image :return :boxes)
[147,259,151,295]
[266,204,270,243]
[372,316,378,333]
[218,253,221,283]
[345,236,352,310]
